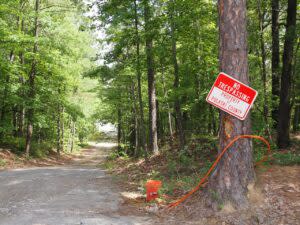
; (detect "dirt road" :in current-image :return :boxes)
[0,143,152,225]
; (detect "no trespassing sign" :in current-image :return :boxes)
[206,72,258,120]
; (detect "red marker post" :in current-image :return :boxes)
[206,72,258,120]
[145,180,162,202]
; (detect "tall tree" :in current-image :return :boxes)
[169,0,185,149]
[134,0,147,155]
[0,51,14,140]
[0,0,94,155]
[17,0,26,138]
[161,62,173,138]
[25,0,40,156]
[271,0,280,127]
[208,0,255,208]
[56,105,62,155]
[277,0,297,148]
[257,0,271,137]
[143,0,158,154]
[292,40,300,132]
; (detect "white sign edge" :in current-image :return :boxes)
[205,72,258,121]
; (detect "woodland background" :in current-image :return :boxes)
[0,0,299,160]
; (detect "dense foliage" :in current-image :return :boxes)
[0,0,95,155]
[88,0,299,156]
[0,0,299,159]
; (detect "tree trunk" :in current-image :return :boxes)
[0,51,15,140]
[12,107,18,137]
[134,0,147,157]
[208,0,255,209]
[117,108,122,150]
[130,82,139,156]
[143,0,158,154]
[170,0,185,149]
[61,106,64,152]
[18,4,25,138]
[271,0,280,127]
[257,1,272,140]
[159,105,165,144]
[67,118,72,151]
[25,0,39,156]
[18,107,25,137]
[161,63,173,138]
[277,0,297,148]
[70,121,75,153]
[57,105,61,155]
[156,100,163,141]
[291,40,299,133]
[258,1,268,123]
[134,112,139,156]
[293,104,300,132]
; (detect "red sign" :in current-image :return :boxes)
[206,72,258,120]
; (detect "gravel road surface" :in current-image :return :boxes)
[0,143,152,225]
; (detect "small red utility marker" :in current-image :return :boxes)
[145,180,162,202]
[206,72,258,120]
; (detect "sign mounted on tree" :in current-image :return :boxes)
[206,72,258,120]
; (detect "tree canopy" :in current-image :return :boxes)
[0,0,96,155]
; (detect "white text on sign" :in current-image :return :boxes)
[206,73,258,120]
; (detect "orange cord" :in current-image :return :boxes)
[167,135,271,208]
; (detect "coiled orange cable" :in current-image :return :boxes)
[167,135,271,208]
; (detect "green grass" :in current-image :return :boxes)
[78,142,89,148]
[0,159,7,167]
[102,160,115,170]
[271,152,300,165]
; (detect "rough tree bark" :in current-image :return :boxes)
[143,0,158,154]
[277,0,297,148]
[25,0,40,156]
[170,0,185,149]
[271,0,280,127]
[208,0,255,209]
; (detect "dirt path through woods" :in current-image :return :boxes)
[0,142,153,225]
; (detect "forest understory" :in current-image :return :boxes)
[0,147,74,170]
[0,136,299,224]
[104,134,300,225]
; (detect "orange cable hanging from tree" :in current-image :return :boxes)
[167,135,271,208]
